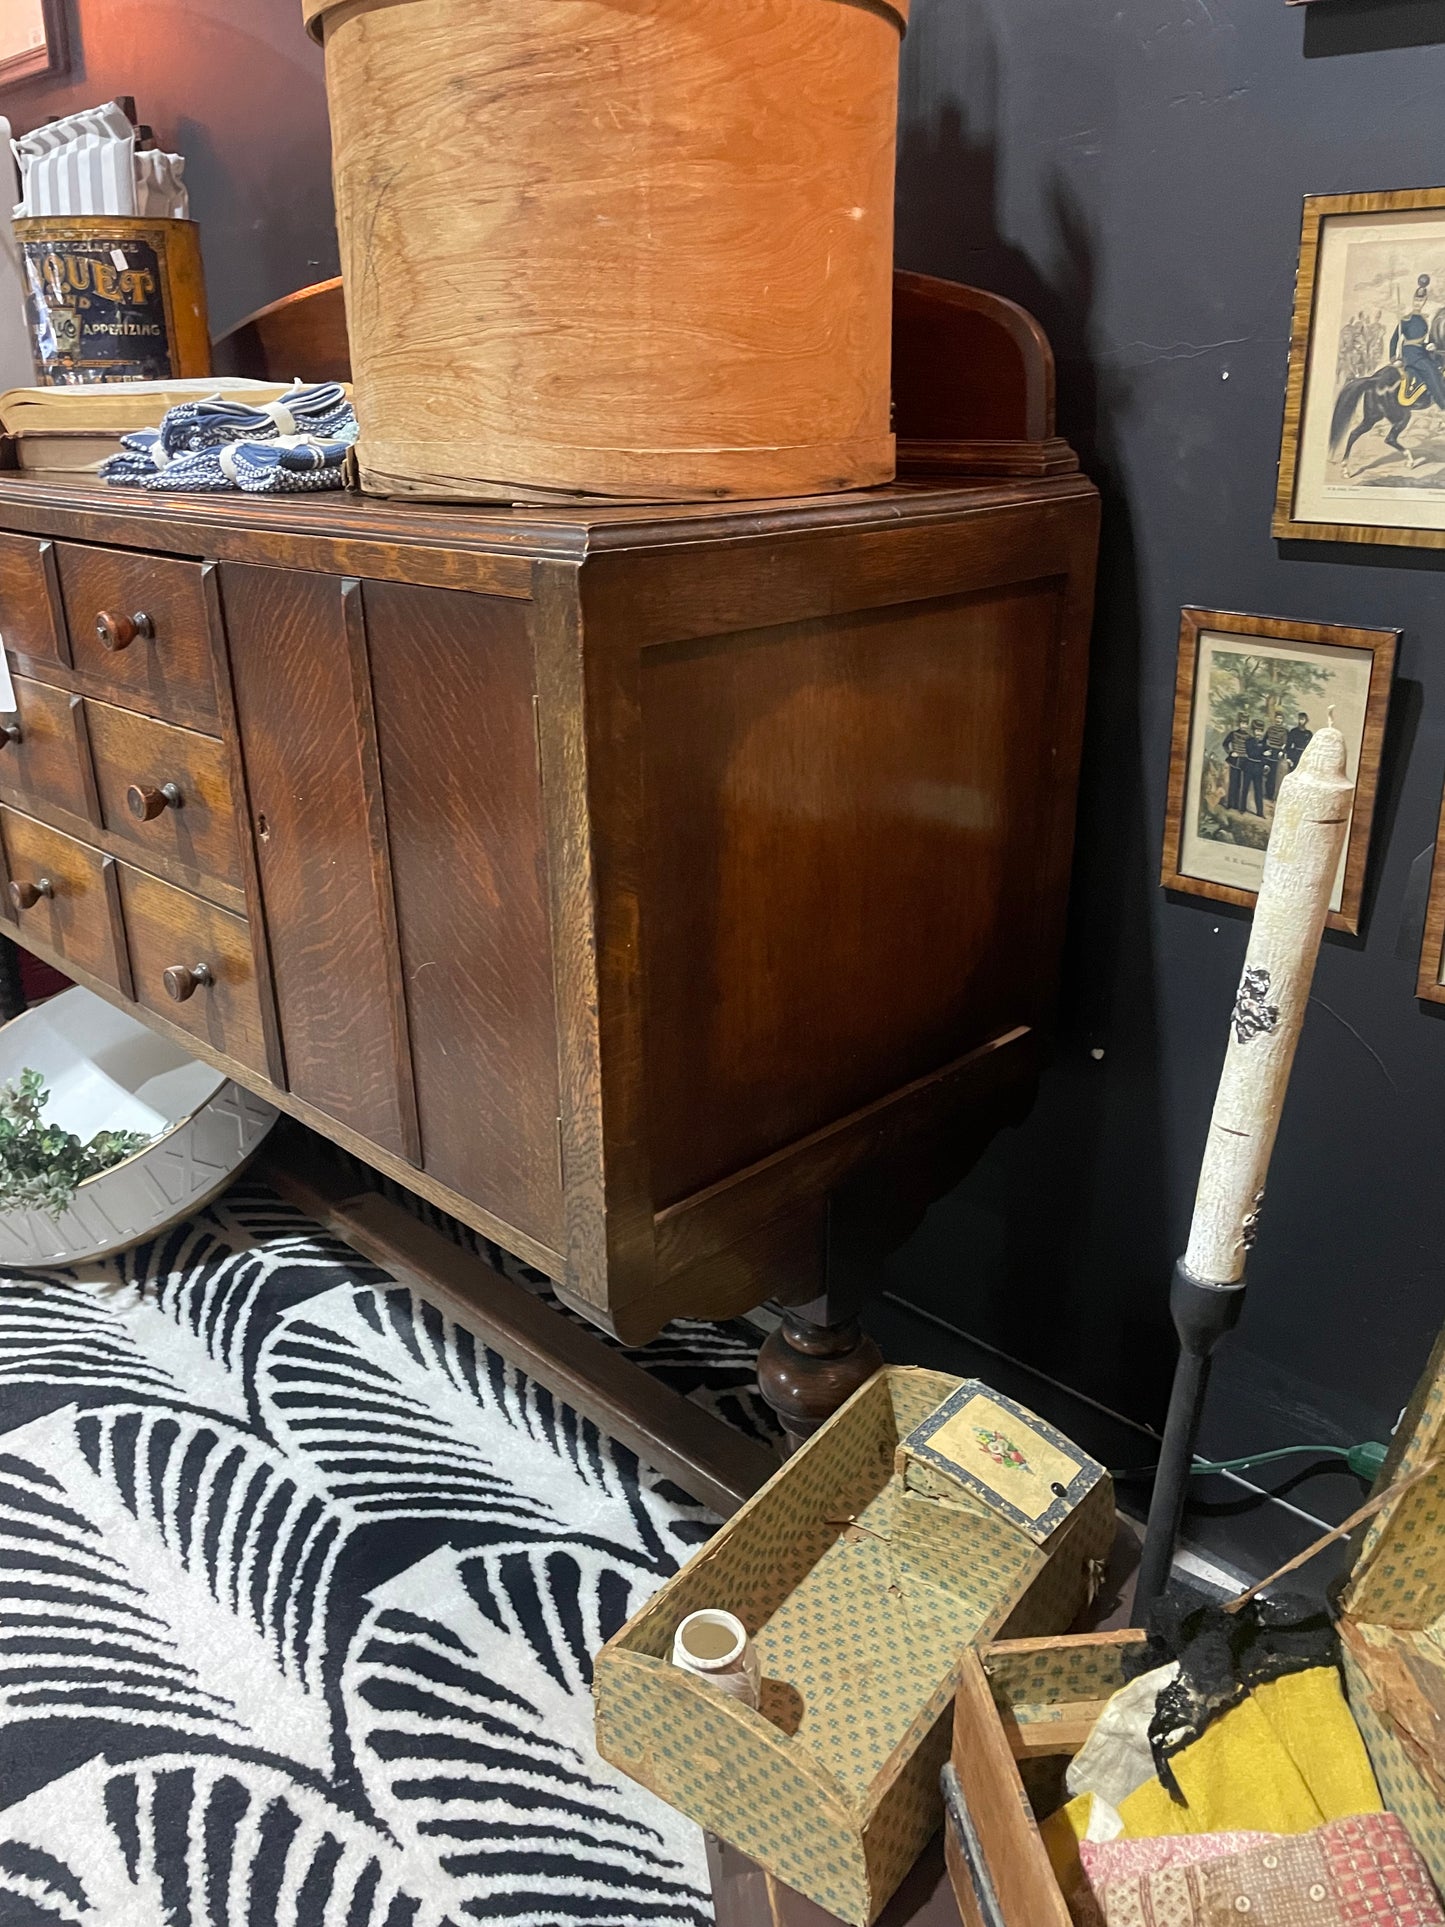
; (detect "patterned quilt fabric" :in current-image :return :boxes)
[1090,1813,1445,1927]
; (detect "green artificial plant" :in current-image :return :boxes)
[0,1068,151,1217]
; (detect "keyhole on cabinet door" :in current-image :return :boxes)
[257,813,271,842]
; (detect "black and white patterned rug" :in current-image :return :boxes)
[0,1182,781,1926]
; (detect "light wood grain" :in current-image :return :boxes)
[312,0,902,500]
[1161,607,1396,936]
[948,1653,1071,1927]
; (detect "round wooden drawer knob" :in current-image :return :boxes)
[95,610,155,652]
[0,722,21,747]
[127,781,182,821]
[9,877,53,910]
[163,962,213,1003]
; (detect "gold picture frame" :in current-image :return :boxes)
[1416,781,1445,1004]
[1162,608,1397,935]
[0,0,67,90]
[1274,187,1445,549]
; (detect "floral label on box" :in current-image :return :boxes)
[901,1382,1106,1541]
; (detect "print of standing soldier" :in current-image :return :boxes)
[1286,710,1313,772]
[1263,713,1290,802]
[1221,712,1251,813]
[1241,719,1268,817]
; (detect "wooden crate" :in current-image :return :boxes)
[945,1331,1445,1925]
[594,1366,1114,1926]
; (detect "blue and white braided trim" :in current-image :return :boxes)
[101,382,357,495]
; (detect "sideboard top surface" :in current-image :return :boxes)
[0,471,1098,599]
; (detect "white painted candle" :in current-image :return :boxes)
[1183,726,1354,1286]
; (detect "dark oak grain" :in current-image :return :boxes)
[0,674,91,822]
[85,698,242,889]
[221,564,416,1151]
[0,294,1097,1385]
[340,579,422,1167]
[56,542,218,729]
[639,583,1073,1203]
[365,577,563,1245]
[0,532,66,666]
[116,862,267,1074]
[0,806,125,989]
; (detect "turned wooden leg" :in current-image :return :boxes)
[757,1299,884,1450]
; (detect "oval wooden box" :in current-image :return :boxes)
[306,0,906,503]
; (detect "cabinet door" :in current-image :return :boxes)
[363,579,562,1249]
[219,565,419,1161]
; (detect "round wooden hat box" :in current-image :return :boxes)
[304,0,907,503]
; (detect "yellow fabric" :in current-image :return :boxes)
[1251,1668,1382,1822]
[1041,1792,1095,1882]
[1044,1667,1384,1859]
[1038,1795,1097,1919]
[1110,1666,1382,1840]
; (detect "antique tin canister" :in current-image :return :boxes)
[15,215,211,384]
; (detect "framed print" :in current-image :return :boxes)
[1274,187,1445,549]
[0,0,67,90]
[1162,609,1397,934]
[1416,781,1445,1003]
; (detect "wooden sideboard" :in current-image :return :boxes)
[0,460,1097,1448]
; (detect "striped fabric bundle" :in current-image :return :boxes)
[101,382,358,496]
[133,149,187,220]
[12,101,188,220]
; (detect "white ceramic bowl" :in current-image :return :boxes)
[0,986,278,1267]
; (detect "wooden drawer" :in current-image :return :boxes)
[0,675,90,821]
[0,533,64,666]
[0,807,125,990]
[116,863,269,1077]
[57,543,218,728]
[85,699,242,890]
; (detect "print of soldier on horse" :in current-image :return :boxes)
[1331,273,1445,473]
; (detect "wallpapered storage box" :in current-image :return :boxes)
[943,1328,1445,1925]
[593,1366,1115,1925]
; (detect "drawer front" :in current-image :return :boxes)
[85,699,241,890]
[0,807,124,989]
[0,676,90,821]
[0,533,63,665]
[117,864,268,1076]
[57,543,218,728]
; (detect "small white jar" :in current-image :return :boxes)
[670,1609,761,1710]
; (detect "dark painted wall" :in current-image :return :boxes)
[882,0,1445,1567]
[6,0,336,333]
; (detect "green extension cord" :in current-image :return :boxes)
[1113,1440,1389,1482]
